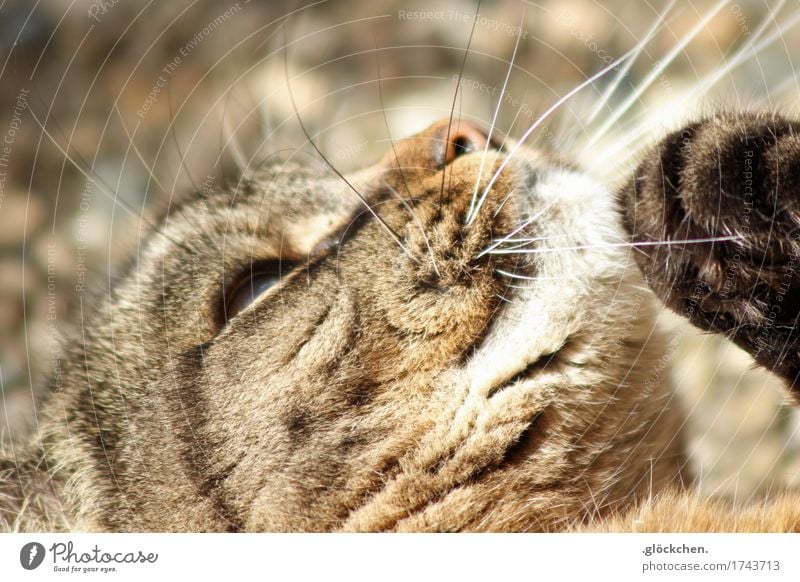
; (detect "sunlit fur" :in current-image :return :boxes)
[2,118,693,531]
[3,0,800,529]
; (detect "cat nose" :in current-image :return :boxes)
[438,121,502,166]
[381,119,505,175]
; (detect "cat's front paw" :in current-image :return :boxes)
[621,113,800,390]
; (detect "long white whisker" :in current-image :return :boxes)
[686,2,798,100]
[586,0,677,124]
[491,233,572,251]
[583,0,728,150]
[477,196,561,258]
[466,46,640,225]
[496,90,529,153]
[496,270,580,282]
[496,269,540,281]
[594,0,796,166]
[487,235,742,255]
[467,6,526,221]
[492,187,518,218]
[495,235,570,243]
[439,0,482,207]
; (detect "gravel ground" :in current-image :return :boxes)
[1,0,798,501]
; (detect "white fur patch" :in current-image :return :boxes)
[466,169,636,395]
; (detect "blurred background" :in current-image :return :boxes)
[1,0,799,503]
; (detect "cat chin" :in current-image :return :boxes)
[464,164,649,398]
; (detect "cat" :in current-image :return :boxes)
[2,109,799,531]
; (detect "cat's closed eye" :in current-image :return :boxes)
[222,259,296,323]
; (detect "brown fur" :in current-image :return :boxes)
[584,490,800,532]
[0,116,797,532]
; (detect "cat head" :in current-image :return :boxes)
[42,119,682,531]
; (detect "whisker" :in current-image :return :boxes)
[495,89,529,154]
[384,183,441,276]
[467,5,526,221]
[487,235,742,255]
[112,104,167,195]
[167,81,201,194]
[495,270,582,283]
[585,0,676,124]
[372,28,440,276]
[687,4,799,95]
[466,46,639,225]
[495,293,514,304]
[490,233,571,251]
[582,0,728,150]
[221,88,248,172]
[593,1,798,166]
[445,84,466,202]
[496,269,539,282]
[495,235,569,243]
[492,187,519,219]
[281,24,416,263]
[476,197,561,258]
[26,105,195,255]
[439,0,482,211]
[612,0,788,157]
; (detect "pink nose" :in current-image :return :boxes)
[443,121,492,164]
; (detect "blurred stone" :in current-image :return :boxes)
[0,258,24,295]
[0,386,36,441]
[0,191,45,246]
[0,297,21,331]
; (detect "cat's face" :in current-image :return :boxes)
[52,119,682,532]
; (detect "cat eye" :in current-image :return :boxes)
[223,260,295,322]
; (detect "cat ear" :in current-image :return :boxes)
[620,112,800,394]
